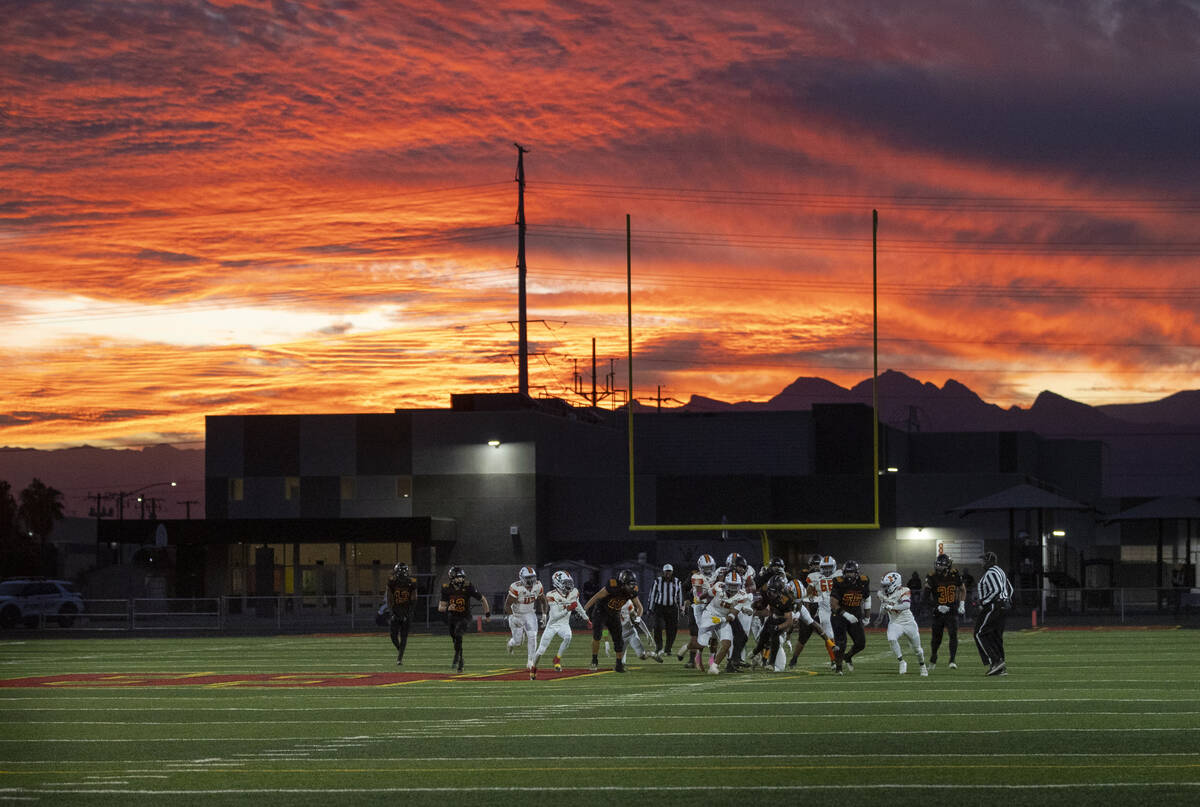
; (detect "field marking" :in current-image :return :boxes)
[3,783,1200,795]
[4,727,1200,743]
[8,709,1199,726]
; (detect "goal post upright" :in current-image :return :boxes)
[625,210,880,532]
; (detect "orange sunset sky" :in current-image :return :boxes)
[2,1,1198,450]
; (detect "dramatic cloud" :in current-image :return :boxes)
[1,0,1198,447]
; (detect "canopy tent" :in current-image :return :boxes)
[946,483,1093,575]
[1105,496,1200,588]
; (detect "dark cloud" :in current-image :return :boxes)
[134,249,204,264]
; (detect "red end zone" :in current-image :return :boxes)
[0,669,602,688]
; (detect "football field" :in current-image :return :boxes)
[1,627,1197,806]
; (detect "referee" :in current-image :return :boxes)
[974,551,1014,676]
[647,564,684,655]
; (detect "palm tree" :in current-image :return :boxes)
[17,479,65,575]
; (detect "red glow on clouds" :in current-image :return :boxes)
[1,1,1197,448]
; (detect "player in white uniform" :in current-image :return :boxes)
[676,571,756,674]
[616,600,663,664]
[877,571,929,676]
[806,554,842,668]
[530,571,588,679]
[686,554,718,668]
[504,566,546,672]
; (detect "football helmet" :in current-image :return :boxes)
[551,570,573,593]
[732,555,749,573]
[819,555,837,576]
[617,569,638,594]
[723,571,744,594]
[448,566,466,585]
[725,552,745,570]
[519,565,538,588]
[881,571,902,595]
[697,554,716,575]
[769,556,786,574]
[935,553,952,573]
[765,573,786,596]
[808,553,823,570]
[392,562,409,579]
[842,560,860,582]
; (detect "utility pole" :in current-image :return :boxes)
[515,143,530,398]
[179,500,199,519]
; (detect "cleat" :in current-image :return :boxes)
[615,659,626,673]
[707,662,720,675]
[507,640,515,655]
[928,662,936,672]
[898,660,907,675]
[920,665,929,677]
[652,651,664,663]
[529,667,537,680]
[588,661,598,672]
[986,662,1005,676]
[835,667,844,676]
[949,661,958,670]
[554,664,562,672]
[456,662,464,673]
[844,659,854,673]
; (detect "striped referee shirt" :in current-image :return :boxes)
[648,575,684,608]
[978,565,1014,606]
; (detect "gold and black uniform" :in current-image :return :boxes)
[924,566,965,665]
[830,572,871,665]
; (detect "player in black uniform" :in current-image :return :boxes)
[437,566,491,672]
[385,562,419,665]
[829,559,871,674]
[923,553,966,670]
[787,553,824,668]
[583,570,643,674]
[753,574,800,670]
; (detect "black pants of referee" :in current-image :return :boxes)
[651,604,679,654]
[973,602,1007,668]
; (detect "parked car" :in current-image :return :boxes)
[0,578,86,628]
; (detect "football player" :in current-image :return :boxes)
[583,570,644,673]
[384,562,419,665]
[504,565,546,673]
[829,559,871,674]
[786,553,825,667]
[806,554,843,667]
[877,571,929,675]
[753,574,802,672]
[617,599,664,665]
[676,571,755,674]
[685,554,718,668]
[530,570,589,679]
[714,553,755,668]
[923,553,966,670]
[437,566,491,672]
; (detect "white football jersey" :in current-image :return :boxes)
[507,580,544,615]
[807,569,839,611]
[690,570,716,604]
[879,586,917,626]
[544,588,580,626]
[619,599,636,626]
[700,583,755,623]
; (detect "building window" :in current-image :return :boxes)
[397,476,412,499]
[1120,545,1171,563]
[285,477,300,501]
[340,476,356,500]
[229,478,244,501]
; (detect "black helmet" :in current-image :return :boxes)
[842,560,860,582]
[934,554,951,573]
[808,553,822,568]
[392,562,410,579]
[617,569,638,594]
[448,566,466,584]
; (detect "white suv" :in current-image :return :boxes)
[0,579,86,628]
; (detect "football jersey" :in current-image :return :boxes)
[924,568,965,608]
[507,579,544,615]
[440,581,483,616]
[689,570,716,604]
[830,574,871,615]
[807,569,839,611]
[879,586,917,626]
[544,588,581,626]
[386,576,418,615]
[700,582,755,624]
[603,578,638,613]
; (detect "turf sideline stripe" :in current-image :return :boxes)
[5,727,1199,742]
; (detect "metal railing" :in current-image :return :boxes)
[5,588,1198,632]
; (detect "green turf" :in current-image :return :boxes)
[1,627,1198,806]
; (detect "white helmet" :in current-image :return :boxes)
[519,566,538,588]
[819,555,837,576]
[551,570,573,593]
[697,554,716,575]
[722,571,744,594]
[882,571,903,595]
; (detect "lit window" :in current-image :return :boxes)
[229,478,244,501]
[396,476,412,499]
[340,477,356,500]
[285,477,300,500]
